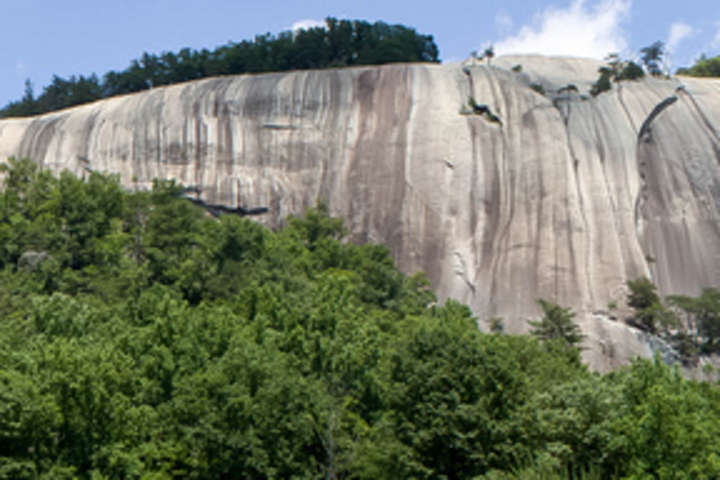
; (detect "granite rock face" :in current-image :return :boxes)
[1,55,719,370]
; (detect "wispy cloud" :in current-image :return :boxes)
[712,21,720,48]
[494,0,632,59]
[290,19,325,32]
[664,22,694,71]
[666,22,694,53]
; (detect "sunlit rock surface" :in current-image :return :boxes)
[2,55,719,371]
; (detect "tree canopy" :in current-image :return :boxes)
[677,54,720,77]
[640,41,666,76]
[0,18,439,118]
[0,158,718,479]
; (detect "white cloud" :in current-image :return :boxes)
[663,22,694,71]
[290,19,325,32]
[666,22,693,53]
[494,0,632,59]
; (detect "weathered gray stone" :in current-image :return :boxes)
[1,55,719,371]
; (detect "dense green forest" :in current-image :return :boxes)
[0,158,719,479]
[0,18,439,119]
[677,54,720,77]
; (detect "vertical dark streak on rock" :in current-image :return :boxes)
[563,97,594,306]
[215,81,235,181]
[193,101,203,192]
[18,116,63,169]
[633,95,680,263]
[468,119,479,234]
[79,110,100,170]
[462,66,480,248]
[345,65,414,250]
[616,84,637,134]
[593,113,619,212]
[479,121,502,313]
[530,114,545,300]
[317,70,342,205]
[592,109,625,274]
[552,95,571,126]
[678,89,720,173]
[637,96,677,142]
[679,89,720,145]
[480,68,513,312]
[155,110,163,181]
[553,204,559,299]
[388,66,412,256]
[347,68,377,243]
[400,66,418,270]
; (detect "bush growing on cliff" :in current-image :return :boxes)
[590,67,613,96]
[625,277,720,364]
[669,288,720,354]
[530,82,546,95]
[626,277,676,334]
[530,299,585,349]
[590,53,646,96]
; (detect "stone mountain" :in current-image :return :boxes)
[1,55,719,370]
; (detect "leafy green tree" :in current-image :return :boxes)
[521,375,621,474]
[529,299,585,349]
[626,277,676,334]
[616,61,645,81]
[640,41,665,76]
[609,358,720,478]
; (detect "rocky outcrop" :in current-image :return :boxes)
[1,55,719,371]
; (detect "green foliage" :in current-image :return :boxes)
[1,18,439,118]
[626,277,676,334]
[669,288,720,354]
[466,97,503,124]
[640,41,665,76]
[484,45,495,65]
[627,277,660,310]
[490,316,505,333]
[677,54,720,77]
[0,159,719,478]
[590,68,613,96]
[529,299,585,350]
[530,83,546,95]
[590,54,647,97]
[616,61,645,81]
[608,358,720,478]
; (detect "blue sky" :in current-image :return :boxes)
[1,0,719,107]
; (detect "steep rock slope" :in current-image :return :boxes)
[1,55,719,370]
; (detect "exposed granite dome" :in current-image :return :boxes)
[2,55,719,370]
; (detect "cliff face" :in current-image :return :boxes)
[1,55,719,370]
